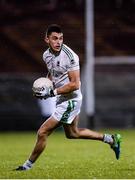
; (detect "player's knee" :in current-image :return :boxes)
[37,129,44,139]
[37,128,48,139]
[65,132,79,139]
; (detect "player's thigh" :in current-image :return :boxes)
[39,116,61,135]
[63,115,79,136]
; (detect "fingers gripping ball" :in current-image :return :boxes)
[32,77,54,99]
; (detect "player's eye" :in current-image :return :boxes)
[59,36,63,41]
[52,36,58,40]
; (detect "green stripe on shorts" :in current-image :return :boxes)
[60,100,75,122]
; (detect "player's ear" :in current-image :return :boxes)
[45,37,49,44]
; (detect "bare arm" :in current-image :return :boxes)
[56,70,80,95]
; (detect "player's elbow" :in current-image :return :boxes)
[71,81,80,91]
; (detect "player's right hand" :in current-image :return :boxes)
[33,87,54,99]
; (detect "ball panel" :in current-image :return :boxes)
[32,77,53,93]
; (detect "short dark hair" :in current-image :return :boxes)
[46,24,62,37]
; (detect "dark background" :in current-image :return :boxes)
[0,0,135,130]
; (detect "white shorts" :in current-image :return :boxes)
[52,99,82,124]
[38,97,56,117]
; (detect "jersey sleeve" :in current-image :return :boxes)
[67,54,80,71]
[42,51,51,75]
[43,51,46,63]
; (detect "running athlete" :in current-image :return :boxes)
[16,24,122,171]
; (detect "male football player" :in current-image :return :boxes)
[16,24,121,170]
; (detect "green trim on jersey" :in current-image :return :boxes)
[60,100,75,122]
[62,45,74,61]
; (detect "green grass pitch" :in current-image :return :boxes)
[0,129,135,179]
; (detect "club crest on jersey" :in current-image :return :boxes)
[71,59,75,65]
[57,61,60,66]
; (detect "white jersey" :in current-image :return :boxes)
[43,44,82,102]
[43,44,82,124]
